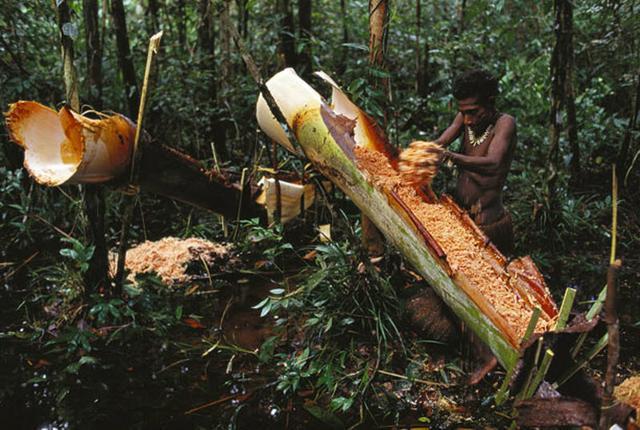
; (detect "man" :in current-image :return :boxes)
[406,69,516,384]
[435,69,517,256]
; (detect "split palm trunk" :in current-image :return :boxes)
[256,69,559,369]
[3,101,262,219]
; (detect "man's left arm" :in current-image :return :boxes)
[445,116,516,176]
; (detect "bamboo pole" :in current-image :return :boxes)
[129,32,163,181]
[114,32,163,293]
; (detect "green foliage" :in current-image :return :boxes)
[237,218,295,266]
[0,168,32,248]
[59,237,95,274]
[255,238,403,414]
[1,0,639,427]
[1,271,189,427]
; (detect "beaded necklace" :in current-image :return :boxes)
[467,124,493,147]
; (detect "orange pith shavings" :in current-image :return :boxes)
[109,237,230,286]
[355,146,552,340]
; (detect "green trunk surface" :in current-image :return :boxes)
[293,106,519,369]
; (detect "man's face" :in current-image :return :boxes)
[457,96,493,132]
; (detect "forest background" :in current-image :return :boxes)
[1,0,639,428]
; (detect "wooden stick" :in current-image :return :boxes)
[115,32,162,293]
[129,31,163,181]
[376,369,450,387]
[554,287,576,330]
[232,167,249,240]
[272,140,282,224]
[210,142,228,237]
[2,252,39,282]
[184,392,252,415]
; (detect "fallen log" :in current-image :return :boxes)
[515,397,597,427]
[3,100,286,221]
[256,68,559,370]
[134,141,261,219]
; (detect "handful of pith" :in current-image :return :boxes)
[398,141,443,186]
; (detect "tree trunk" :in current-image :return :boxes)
[415,0,421,93]
[176,0,186,48]
[56,0,109,295]
[235,0,249,39]
[259,70,540,369]
[545,0,566,223]
[197,0,227,161]
[55,1,80,110]
[617,71,640,176]
[368,0,391,119]
[197,0,212,54]
[298,0,312,77]
[563,0,580,184]
[600,260,622,428]
[457,0,466,34]
[83,0,103,109]
[135,142,262,220]
[368,0,389,68]
[83,185,110,294]
[110,0,140,118]
[337,0,349,75]
[278,0,296,67]
[548,0,579,191]
[214,0,230,161]
[146,0,160,35]
[364,0,390,256]
[419,37,430,97]
[220,1,231,79]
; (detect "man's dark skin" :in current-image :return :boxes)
[435,96,517,255]
[419,73,517,384]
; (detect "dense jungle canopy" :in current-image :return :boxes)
[1,0,639,428]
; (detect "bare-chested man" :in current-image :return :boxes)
[435,69,516,255]
[406,70,515,384]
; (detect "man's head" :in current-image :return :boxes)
[453,69,499,131]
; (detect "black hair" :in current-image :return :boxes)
[452,69,499,104]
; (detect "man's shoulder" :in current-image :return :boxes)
[497,113,516,126]
[495,113,517,136]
